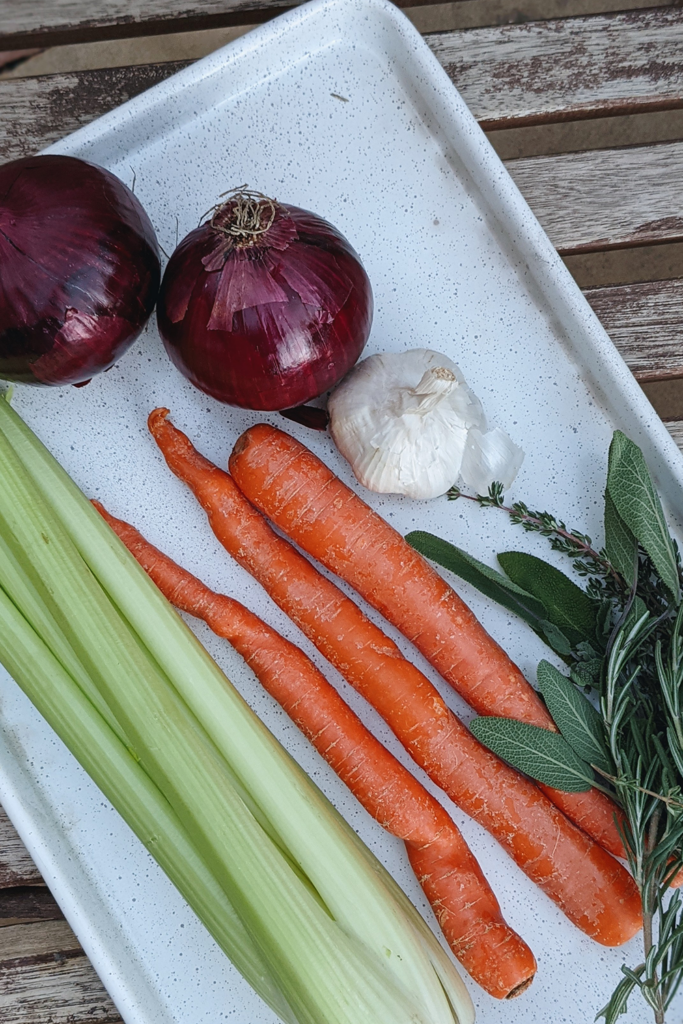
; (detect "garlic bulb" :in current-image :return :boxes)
[328,349,524,500]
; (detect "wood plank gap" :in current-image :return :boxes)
[478,96,683,133]
[0,920,80,962]
[0,887,65,926]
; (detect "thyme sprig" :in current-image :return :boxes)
[447,481,625,594]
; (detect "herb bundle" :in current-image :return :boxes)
[407,431,683,1023]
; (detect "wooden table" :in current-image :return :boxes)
[1,3,683,1020]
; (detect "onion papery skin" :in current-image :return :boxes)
[157,202,373,411]
[0,155,161,386]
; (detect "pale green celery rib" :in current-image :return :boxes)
[0,415,457,1024]
[0,582,295,1024]
[0,530,128,748]
[0,399,473,1024]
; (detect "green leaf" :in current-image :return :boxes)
[667,726,683,778]
[604,489,637,586]
[405,532,548,629]
[575,639,601,660]
[595,602,613,644]
[497,550,597,646]
[538,620,573,656]
[607,431,680,600]
[536,661,612,775]
[596,970,641,1023]
[469,717,593,792]
[570,660,602,688]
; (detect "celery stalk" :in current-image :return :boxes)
[0,581,295,1024]
[0,401,475,1024]
[0,529,127,745]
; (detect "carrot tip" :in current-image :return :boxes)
[506,976,535,998]
[148,407,171,434]
[231,425,269,458]
[91,499,105,514]
[231,431,250,457]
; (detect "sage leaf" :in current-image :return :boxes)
[536,660,612,775]
[497,550,597,646]
[405,532,548,628]
[607,431,680,599]
[595,602,613,645]
[604,489,637,586]
[469,717,592,792]
[538,620,573,656]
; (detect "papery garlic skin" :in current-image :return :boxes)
[461,427,525,494]
[329,348,523,500]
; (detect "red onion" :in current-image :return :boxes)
[0,155,160,387]
[156,189,373,410]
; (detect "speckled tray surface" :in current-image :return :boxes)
[2,0,683,1021]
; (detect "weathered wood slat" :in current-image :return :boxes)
[0,809,42,889]
[0,63,191,164]
[506,141,683,254]
[585,278,683,382]
[427,7,683,129]
[0,820,122,1024]
[0,949,122,1023]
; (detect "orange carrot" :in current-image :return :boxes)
[148,408,642,947]
[94,500,537,999]
[228,422,627,860]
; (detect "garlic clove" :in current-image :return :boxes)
[460,426,525,494]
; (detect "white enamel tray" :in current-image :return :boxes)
[3,1,683,1020]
